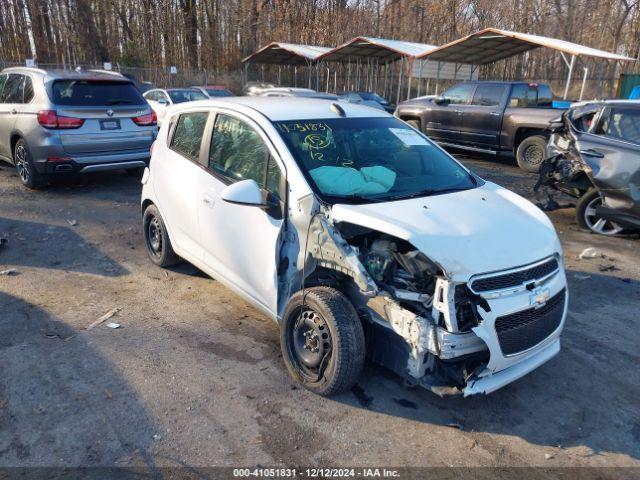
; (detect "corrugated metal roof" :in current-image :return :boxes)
[318,36,437,63]
[242,42,332,65]
[419,28,635,63]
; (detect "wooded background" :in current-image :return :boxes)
[1,0,639,94]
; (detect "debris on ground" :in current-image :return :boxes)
[599,264,620,272]
[153,434,162,441]
[67,219,78,226]
[86,308,121,330]
[0,268,17,276]
[447,422,464,430]
[573,273,591,280]
[106,322,121,329]
[578,247,599,259]
[545,453,555,460]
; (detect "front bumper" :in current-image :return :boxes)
[463,338,560,396]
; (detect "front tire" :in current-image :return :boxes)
[14,139,48,189]
[280,287,365,396]
[576,189,624,236]
[143,204,180,267]
[516,135,547,173]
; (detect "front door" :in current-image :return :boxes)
[198,112,285,314]
[425,83,475,143]
[576,106,640,220]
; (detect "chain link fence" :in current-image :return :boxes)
[0,60,243,92]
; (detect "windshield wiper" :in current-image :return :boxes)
[385,187,468,201]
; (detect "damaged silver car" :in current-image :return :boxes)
[537,100,640,235]
[141,97,568,397]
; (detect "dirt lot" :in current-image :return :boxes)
[0,153,639,471]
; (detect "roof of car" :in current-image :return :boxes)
[570,99,640,109]
[1,67,130,82]
[170,96,391,121]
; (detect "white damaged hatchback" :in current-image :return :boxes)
[141,97,568,397]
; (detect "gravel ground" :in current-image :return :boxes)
[0,153,639,471]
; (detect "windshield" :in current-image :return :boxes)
[359,92,386,103]
[205,88,233,97]
[168,89,207,103]
[274,117,477,204]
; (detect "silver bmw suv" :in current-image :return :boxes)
[0,67,157,188]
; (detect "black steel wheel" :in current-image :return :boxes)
[281,287,365,396]
[142,204,180,267]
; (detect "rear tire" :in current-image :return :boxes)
[516,135,547,173]
[143,204,180,267]
[575,188,624,236]
[14,139,48,189]
[280,287,365,396]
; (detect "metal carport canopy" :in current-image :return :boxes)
[317,36,437,63]
[242,42,332,66]
[418,27,634,64]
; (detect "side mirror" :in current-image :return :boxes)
[221,179,264,207]
[434,96,449,105]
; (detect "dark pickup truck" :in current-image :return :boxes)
[395,81,565,172]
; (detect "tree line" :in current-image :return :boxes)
[1,0,639,85]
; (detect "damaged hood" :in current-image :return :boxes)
[331,182,561,280]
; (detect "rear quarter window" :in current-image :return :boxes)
[170,112,209,161]
[50,80,146,106]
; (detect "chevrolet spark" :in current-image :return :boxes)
[141,97,567,397]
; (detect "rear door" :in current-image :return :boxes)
[153,110,211,258]
[49,79,155,156]
[461,84,507,148]
[425,83,475,143]
[197,111,285,314]
[0,74,23,159]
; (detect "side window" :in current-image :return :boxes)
[471,85,506,106]
[442,83,475,105]
[0,74,24,103]
[0,74,7,103]
[158,92,170,103]
[208,114,268,185]
[266,156,283,200]
[144,91,155,101]
[537,85,553,107]
[23,76,34,103]
[509,84,543,108]
[170,111,209,161]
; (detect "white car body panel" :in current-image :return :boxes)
[142,97,568,396]
[330,182,562,282]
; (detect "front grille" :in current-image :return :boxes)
[470,257,559,293]
[495,288,566,355]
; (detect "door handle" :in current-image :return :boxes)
[10,109,17,115]
[489,112,500,116]
[579,149,604,158]
[453,110,462,114]
[202,194,215,208]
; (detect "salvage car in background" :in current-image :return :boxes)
[143,88,207,124]
[396,81,563,172]
[339,91,395,113]
[537,100,640,235]
[141,97,567,397]
[255,87,339,100]
[0,67,157,188]
[191,85,234,98]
